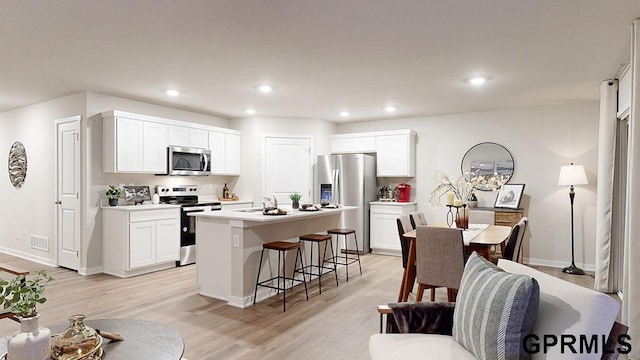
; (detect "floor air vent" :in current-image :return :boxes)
[30,235,49,251]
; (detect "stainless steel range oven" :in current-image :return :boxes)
[157,185,221,266]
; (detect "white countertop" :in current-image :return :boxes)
[190,206,356,223]
[101,204,181,211]
[370,201,417,205]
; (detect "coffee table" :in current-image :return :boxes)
[1,318,184,360]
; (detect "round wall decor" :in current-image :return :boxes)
[8,141,27,188]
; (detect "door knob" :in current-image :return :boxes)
[54,200,62,205]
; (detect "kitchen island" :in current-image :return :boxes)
[191,206,354,308]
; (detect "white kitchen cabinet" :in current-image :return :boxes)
[113,117,143,172]
[168,125,189,146]
[208,131,241,175]
[103,206,180,278]
[102,110,241,175]
[370,202,417,255]
[330,135,376,153]
[169,126,209,148]
[189,128,209,148]
[376,133,415,177]
[104,117,168,174]
[143,121,168,173]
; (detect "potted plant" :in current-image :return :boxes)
[106,185,122,206]
[0,270,54,360]
[289,193,302,209]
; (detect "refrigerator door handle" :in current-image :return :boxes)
[334,169,340,204]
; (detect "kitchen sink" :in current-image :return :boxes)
[234,207,264,213]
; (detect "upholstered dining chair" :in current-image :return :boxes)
[409,212,428,229]
[502,217,528,263]
[415,226,466,302]
[396,216,414,269]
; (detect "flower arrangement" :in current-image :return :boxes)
[468,171,510,191]
[105,185,122,200]
[429,171,481,206]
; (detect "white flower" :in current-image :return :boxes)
[429,171,481,206]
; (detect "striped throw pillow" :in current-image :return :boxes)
[452,252,539,360]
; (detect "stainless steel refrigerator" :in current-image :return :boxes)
[316,154,377,253]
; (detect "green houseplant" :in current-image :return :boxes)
[106,185,122,206]
[289,193,302,209]
[0,270,53,318]
[1,270,54,360]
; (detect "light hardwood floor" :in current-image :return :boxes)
[0,253,599,359]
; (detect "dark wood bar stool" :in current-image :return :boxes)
[297,233,338,294]
[327,228,362,281]
[253,241,309,311]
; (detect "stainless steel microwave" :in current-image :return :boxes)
[167,146,211,176]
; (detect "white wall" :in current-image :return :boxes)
[230,116,335,207]
[0,93,86,266]
[337,102,600,270]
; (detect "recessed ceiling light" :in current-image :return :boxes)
[258,85,274,93]
[467,77,487,86]
[245,108,256,115]
[339,111,350,117]
[385,106,397,113]
[166,89,180,96]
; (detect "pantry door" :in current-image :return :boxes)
[55,115,81,271]
[264,136,312,206]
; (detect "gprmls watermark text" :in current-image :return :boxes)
[523,334,631,355]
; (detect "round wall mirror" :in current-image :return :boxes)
[461,142,514,191]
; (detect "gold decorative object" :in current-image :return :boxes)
[51,314,103,360]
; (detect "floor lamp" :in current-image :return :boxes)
[558,163,589,275]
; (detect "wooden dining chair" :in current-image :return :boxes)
[396,216,413,269]
[468,209,495,225]
[415,226,465,302]
[502,217,528,263]
[409,212,428,229]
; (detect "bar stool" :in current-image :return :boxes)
[297,233,338,294]
[253,241,309,312]
[327,228,362,281]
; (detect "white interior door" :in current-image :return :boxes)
[56,116,81,270]
[264,136,312,205]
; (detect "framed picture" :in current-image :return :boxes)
[123,185,151,205]
[494,184,525,209]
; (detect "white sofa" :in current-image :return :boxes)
[370,259,625,360]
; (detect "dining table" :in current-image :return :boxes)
[397,224,512,302]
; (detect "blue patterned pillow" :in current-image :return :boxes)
[453,252,539,360]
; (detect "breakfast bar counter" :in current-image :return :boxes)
[190,206,354,308]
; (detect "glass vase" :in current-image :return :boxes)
[51,314,103,360]
[7,314,52,360]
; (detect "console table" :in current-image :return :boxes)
[471,207,524,227]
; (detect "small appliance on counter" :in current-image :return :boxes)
[396,183,411,202]
[377,185,396,202]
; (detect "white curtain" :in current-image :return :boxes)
[594,80,618,293]
[622,18,640,360]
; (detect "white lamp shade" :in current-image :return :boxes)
[558,164,589,186]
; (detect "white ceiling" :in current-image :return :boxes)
[1,1,639,123]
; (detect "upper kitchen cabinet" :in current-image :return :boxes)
[376,131,416,177]
[103,115,169,174]
[208,131,241,175]
[102,110,240,175]
[331,134,376,153]
[168,126,209,149]
[330,129,416,177]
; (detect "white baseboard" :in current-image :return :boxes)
[80,266,103,276]
[0,246,57,267]
[524,257,595,273]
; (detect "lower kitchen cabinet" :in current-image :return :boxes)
[103,206,180,278]
[370,202,417,255]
